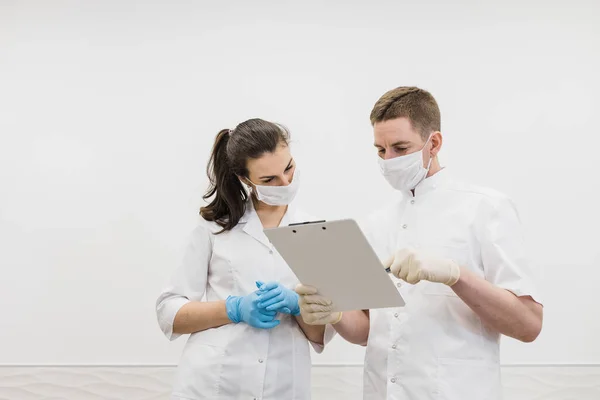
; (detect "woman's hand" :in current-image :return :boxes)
[225,291,280,329]
[256,281,300,316]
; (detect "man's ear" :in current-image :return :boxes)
[430,131,443,157]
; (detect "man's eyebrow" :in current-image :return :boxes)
[374,141,411,147]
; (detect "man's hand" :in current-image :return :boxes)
[295,284,343,325]
[384,247,460,286]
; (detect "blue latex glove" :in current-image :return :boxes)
[256,281,300,316]
[225,291,280,329]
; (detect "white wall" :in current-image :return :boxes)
[0,0,599,368]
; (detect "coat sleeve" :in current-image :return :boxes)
[156,224,213,340]
[307,324,337,354]
[479,196,543,305]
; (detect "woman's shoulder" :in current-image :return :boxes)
[193,216,225,235]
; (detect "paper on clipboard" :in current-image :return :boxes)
[264,219,405,312]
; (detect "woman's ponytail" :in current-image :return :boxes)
[199,119,291,233]
[200,129,248,233]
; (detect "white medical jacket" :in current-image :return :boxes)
[361,169,542,400]
[156,202,327,400]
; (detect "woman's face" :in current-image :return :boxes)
[245,142,296,187]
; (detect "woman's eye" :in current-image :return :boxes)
[285,165,294,172]
[262,178,273,183]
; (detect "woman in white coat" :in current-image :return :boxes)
[156,118,327,400]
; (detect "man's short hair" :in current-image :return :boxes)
[370,86,441,140]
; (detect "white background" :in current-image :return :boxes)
[0,0,598,366]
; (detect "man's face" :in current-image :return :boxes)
[373,117,430,162]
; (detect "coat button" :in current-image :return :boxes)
[391,377,396,383]
[396,282,401,288]
[402,224,407,229]
[258,359,263,363]
[394,313,399,318]
[410,199,415,204]
[392,344,397,349]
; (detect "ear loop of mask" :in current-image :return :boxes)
[423,133,435,169]
[239,178,254,197]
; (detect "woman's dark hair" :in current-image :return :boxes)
[200,118,291,233]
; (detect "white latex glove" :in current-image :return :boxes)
[384,247,461,286]
[295,284,343,325]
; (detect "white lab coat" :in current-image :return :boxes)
[156,201,328,400]
[360,168,542,400]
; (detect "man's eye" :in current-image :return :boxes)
[262,178,273,183]
[377,149,385,154]
[394,147,408,153]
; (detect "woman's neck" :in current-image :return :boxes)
[252,196,288,229]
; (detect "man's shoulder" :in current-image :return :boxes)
[445,177,512,207]
[359,195,404,231]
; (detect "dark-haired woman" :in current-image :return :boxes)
[156,119,331,400]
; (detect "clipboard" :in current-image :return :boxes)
[264,219,405,312]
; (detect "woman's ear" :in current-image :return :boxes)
[430,131,443,157]
[238,175,253,190]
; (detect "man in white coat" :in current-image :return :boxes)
[296,86,544,400]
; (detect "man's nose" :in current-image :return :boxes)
[384,151,397,160]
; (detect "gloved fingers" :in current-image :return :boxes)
[301,302,333,313]
[299,294,332,306]
[264,299,288,312]
[390,248,412,278]
[258,308,277,317]
[256,311,277,322]
[382,254,395,270]
[394,262,410,281]
[258,293,284,308]
[295,284,318,295]
[257,287,283,303]
[258,281,279,291]
[405,250,424,284]
[255,319,280,329]
[390,258,404,279]
[255,281,265,289]
[406,266,422,284]
[280,307,292,314]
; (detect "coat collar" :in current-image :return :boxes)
[412,167,451,196]
[239,200,299,249]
